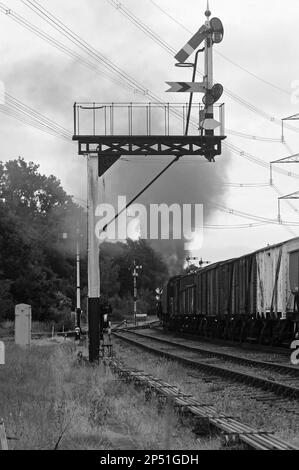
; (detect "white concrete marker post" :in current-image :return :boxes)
[15,304,31,347]
[0,341,4,365]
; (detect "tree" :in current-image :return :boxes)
[0,157,87,321]
[117,239,168,297]
[98,239,169,318]
[0,157,170,323]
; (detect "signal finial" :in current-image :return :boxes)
[205,0,211,18]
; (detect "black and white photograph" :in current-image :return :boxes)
[0,0,298,459]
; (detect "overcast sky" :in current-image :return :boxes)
[1,0,299,264]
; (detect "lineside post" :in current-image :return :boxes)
[133,261,142,325]
[87,153,100,362]
[76,225,81,329]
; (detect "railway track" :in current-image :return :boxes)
[106,357,298,451]
[120,328,299,376]
[154,327,291,356]
[113,329,299,401]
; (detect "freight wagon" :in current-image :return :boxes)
[160,237,299,345]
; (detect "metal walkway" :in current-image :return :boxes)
[73,102,226,161]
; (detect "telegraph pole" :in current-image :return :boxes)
[76,225,81,329]
[87,154,100,362]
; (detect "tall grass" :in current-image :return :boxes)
[0,341,221,450]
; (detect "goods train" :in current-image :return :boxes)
[159,237,299,346]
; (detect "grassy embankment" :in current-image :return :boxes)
[0,339,222,450]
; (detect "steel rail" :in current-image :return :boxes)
[122,329,299,377]
[154,327,291,356]
[113,331,299,400]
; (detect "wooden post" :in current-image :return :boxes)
[0,420,8,450]
[87,154,100,362]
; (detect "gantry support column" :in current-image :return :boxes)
[87,153,100,362]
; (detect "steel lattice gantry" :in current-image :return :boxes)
[72,102,226,167]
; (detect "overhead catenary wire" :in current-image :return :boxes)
[0,90,73,141]
[104,0,299,136]
[19,0,285,142]
[270,184,298,237]
[5,0,299,187]
[3,106,71,140]
[69,194,271,230]
[209,201,299,226]
[0,2,299,162]
[204,223,268,229]
[11,2,299,180]
[5,92,72,137]
[17,0,149,94]
[3,0,299,234]
[0,104,70,141]
[0,3,133,93]
[224,141,299,179]
[3,4,299,214]
[271,184,299,214]
[1,92,294,189]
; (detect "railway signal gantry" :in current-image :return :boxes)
[72,4,227,362]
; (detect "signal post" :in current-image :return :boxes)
[167,2,224,160]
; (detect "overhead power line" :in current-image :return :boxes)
[209,201,299,226]
[105,0,298,136]
[3,0,299,185]
[0,3,133,93]
[0,90,73,141]
[5,92,72,138]
[17,0,285,142]
[204,223,268,229]
[0,104,69,141]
